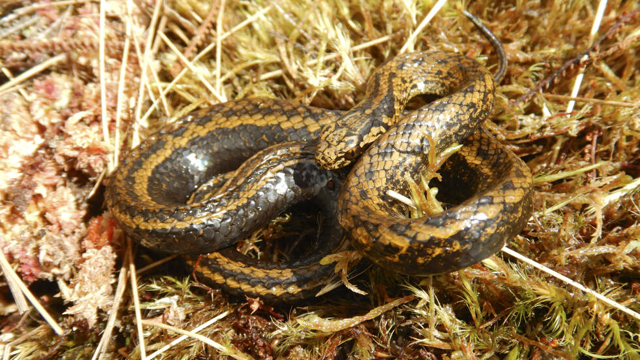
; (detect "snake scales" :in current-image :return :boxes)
[105,12,534,301]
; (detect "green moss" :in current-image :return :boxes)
[1,0,639,358]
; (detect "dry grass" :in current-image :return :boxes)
[1,0,639,359]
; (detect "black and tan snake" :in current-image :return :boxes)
[105,12,534,301]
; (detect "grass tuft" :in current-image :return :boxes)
[1,0,639,358]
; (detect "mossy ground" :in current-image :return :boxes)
[0,0,639,359]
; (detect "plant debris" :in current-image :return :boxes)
[1,0,639,359]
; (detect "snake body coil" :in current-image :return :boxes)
[106,100,340,255]
[105,13,534,301]
[334,53,534,275]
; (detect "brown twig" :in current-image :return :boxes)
[168,1,220,77]
[511,7,640,107]
[0,37,133,58]
[542,93,638,108]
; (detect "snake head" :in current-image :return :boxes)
[316,123,363,170]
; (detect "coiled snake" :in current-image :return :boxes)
[105,12,534,301]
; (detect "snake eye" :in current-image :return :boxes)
[344,148,359,160]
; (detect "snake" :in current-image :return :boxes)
[105,12,534,301]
